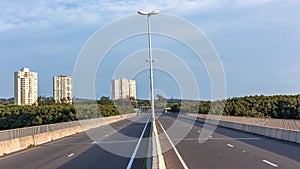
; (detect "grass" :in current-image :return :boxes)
[27,144,36,148]
[142,157,147,169]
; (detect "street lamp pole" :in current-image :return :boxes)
[137,10,159,123]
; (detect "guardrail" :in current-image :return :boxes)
[0,114,135,156]
[182,113,300,144]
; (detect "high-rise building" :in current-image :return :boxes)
[14,67,38,106]
[53,75,72,104]
[112,78,136,100]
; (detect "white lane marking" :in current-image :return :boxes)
[104,115,146,138]
[170,137,261,141]
[51,139,139,146]
[123,125,147,128]
[68,153,74,157]
[262,160,278,167]
[157,119,189,169]
[153,120,166,169]
[94,140,138,144]
[227,144,234,148]
[126,114,150,169]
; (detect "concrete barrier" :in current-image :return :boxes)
[0,138,20,155]
[275,129,282,140]
[296,132,300,144]
[245,125,252,133]
[259,126,266,136]
[181,113,300,144]
[0,114,135,156]
[19,136,35,150]
[282,130,290,141]
[33,132,53,145]
[288,131,296,142]
[224,121,299,144]
[270,128,276,138]
[265,128,271,137]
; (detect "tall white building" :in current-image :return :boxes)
[112,78,136,100]
[53,75,72,104]
[14,67,38,106]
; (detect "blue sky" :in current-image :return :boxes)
[0,0,300,100]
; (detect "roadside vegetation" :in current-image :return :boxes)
[1,94,299,130]
[167,94,300,119]
[0,96,148,130]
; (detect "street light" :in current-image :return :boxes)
[137,10,159,123]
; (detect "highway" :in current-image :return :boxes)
[1,113,300,169]
[156,113,300,169]
[0,114,150,169]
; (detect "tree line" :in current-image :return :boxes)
[1,94,300,130]
[167,94,300,119]
[0,96,144,130]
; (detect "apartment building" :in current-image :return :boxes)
[112,78,136,100]
[53,75,72,104]
[14,67,38,106]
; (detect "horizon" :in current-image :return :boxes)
[1,93,300,102]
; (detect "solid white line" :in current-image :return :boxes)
[67,153,74,157]
[170,137,261,141]
[126,115,150,169]
[262,160,278,167]
[153,121,166,169]
[227,144,234,148]
[157,119,189,169]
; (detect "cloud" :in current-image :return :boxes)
[233,0,279,7]
[0,0,223,31]
[0,0,282,32]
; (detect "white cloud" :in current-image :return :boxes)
[233,0,278,7]
[0,0,282,32]
[0,0,223,31]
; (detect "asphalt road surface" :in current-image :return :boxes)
[157,113,300,169]
[0,114,151,169]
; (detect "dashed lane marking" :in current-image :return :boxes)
[67,153,74,157]
[227,144,234,148]
[262,160,278,168]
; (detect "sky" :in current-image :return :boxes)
[0,0,300,100]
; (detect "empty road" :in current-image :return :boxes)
[0,114,150,169]
[1,112,299,169]
[157,113,300,169]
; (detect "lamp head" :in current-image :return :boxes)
[150,10,159,15]
[137,10,159,16]
[137,11,148,15]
